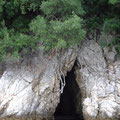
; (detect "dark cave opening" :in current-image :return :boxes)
[54,64,84,120]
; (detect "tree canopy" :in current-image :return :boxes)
[0,0,119,61]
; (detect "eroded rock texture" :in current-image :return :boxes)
[0,39,120,120]
[0,49,77,120]
[76,40,120,120]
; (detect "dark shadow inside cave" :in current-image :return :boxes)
[54,63,84,120]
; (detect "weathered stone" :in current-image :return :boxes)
[0,48,77,120]
[0,39,120,120]
[76,40,120,120]
[103,47,117,64]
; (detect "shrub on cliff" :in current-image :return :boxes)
[0,0,85,61]
[0,0,120,61]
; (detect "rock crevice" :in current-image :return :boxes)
[0,40,120,120]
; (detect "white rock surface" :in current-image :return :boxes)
[76,40,120,120]
[0,39,120,120]
[0,49,77,120]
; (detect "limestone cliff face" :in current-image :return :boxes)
[0,49,77,120]
[76,40,120,120]
[0,39,120,120]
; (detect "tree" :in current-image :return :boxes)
[0,0,85,61]
[0,0,120,61]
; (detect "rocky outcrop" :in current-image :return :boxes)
[0,49,77,120]
[0,39,120,120]
[76,40,120,120]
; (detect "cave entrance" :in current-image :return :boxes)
[54,64,84,120]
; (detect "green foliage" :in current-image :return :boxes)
[41,0,84,19]
[49,15,85,47]
[4,0,19,19]
[0,0,120,61]
[30,0,85,50]
[0,23,35,61]
[102,2,120,53]
[103,18,120,35]
[82,0,120,55]
[0,0,5,18]
[114,37,120,53]
[30,16,47,38]
[82,0,109,31]
[0,0,85,61]
[99,39,108,48]
[12,16,30,32]
[30,14,85,50]
[109,0,120,4]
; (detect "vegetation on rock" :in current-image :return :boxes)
[0,0,119,61]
